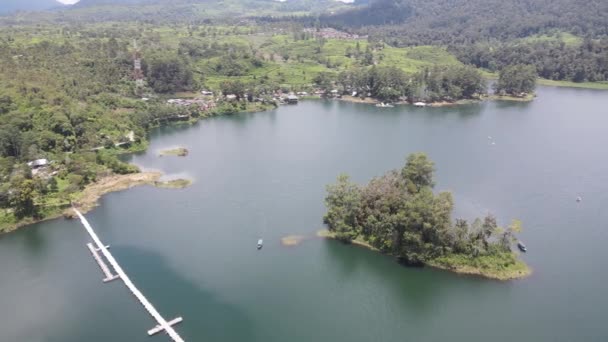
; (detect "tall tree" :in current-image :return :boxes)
[323,174,361,241]
[401,153,435,193]
[11,179,37,218]
[219,80,247,100]
[495,64,537,95]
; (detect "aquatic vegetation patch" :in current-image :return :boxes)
[281,235,307,246]
[153,179,192,189]
[159,147,189,157]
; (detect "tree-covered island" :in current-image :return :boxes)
[322,153,530,280]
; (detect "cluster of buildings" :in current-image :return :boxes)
[166,98,216,111]
[164,90,305,108]
[26,158,56,178]
[305,28,366,40]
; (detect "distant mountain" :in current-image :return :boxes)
[62,0,359,22]
[0,0,64,14]
[75,0,155,6]
[74,0,356,7]
[74,0,264,6]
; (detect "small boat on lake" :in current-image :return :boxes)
[376,103,394,108]
[414,102,427,107]
[257,239,263,250]
[576,196,582,202]
[517,241,527,252]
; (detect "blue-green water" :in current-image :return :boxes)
[1,86,607,341]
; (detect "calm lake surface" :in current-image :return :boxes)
[1,86,608,342]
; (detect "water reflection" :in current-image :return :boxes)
[115,246,256,342]
[322,238,461,314]
[493,99,533,110]
[22,223,47,258]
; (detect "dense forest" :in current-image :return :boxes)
[452,39,608,83]
[324,153,528,278]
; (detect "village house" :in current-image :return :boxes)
[27,159,51,177]
[27,159,48,169]
[286,95,299,104]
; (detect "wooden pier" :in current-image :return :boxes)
[74,208,185,341]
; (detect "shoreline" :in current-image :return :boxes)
[336,94,533,107]
[1,172,162,234]
[66,172,164,218]
[317,229,531,281]
[536,79,608,90]
[0,102,272,235]
[1,172,196,234]
[426,259,531,281]
[485,93,535,102]
[483,73,608,90]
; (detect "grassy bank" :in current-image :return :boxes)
[318,229,530,280]
[536,79,608,90]
[486,93,536,102]
[483,72,608,90]
[153,179,192,189]
[159,147,189,157]
[428,253,531,280]
[317,229,378,251]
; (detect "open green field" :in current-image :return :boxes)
[481,71,608,90]
[195,33,463,90]
[537,79,608,90]
[520,31,583,47]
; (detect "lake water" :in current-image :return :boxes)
[1,86,607,342]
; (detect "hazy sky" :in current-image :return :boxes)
[56,0,355,3]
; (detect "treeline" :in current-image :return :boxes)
[452,39,608,83]
[324,153,523,266]
[321,65,486,102]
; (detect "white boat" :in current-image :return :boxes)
[376,103,394,108]
[257,239,263,250]
[517,241,527,252]
[414,102,427,107]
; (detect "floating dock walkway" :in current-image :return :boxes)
[73,208,185,341]
[85,243,119,283]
